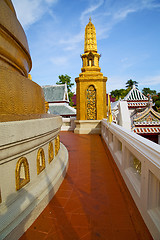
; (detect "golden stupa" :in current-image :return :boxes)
[0,0,46,122]
[75,18,107,121]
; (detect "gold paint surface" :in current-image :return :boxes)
[84,19,97,53]
[0,0,46,121]
[55,135,60,156]
[48,141,54,163]
[15,157,30,191]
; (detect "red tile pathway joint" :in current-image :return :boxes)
[20,132,153,240]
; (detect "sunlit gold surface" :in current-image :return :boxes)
[0,0,46,122]
[45,101,49,113]
[84,17,97,53]
[48,141,54,163]
[55,135,60,156]
[76,19,107,120]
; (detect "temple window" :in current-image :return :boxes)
[86,85,97,120]
[37,148,45,175]
[48,141,54,163]
[15,157,30,191]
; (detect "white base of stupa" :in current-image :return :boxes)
[0,116,68,240]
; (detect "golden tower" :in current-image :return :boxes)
[75,18,107,122]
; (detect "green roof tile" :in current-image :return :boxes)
[42,85,65,102]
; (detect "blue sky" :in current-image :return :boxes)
[12,0,160,94]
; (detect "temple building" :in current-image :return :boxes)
[74,18,107,134]
[111,85,160,144]
[42,83,76,118]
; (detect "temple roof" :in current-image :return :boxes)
[84,18,97,53]
[133,107,160,123]
[42,84,68,102]
[124,85,148,101]
[49,105,76,116]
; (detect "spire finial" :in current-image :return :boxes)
[89,17,91,22]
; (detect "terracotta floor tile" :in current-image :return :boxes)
[19,132,153,240]
[20,229,47,240]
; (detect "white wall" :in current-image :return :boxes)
[101,119,160,240]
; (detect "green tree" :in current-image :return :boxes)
[56,74,74,106]
[142,87,157,97]
[126,79,138,89]
[111,88,130,101]
[152,92,160,112]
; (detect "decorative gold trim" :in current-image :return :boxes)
[15,157,30,191]
[55,135,60,156]
[133,157,141,175]
[37,148,45,175]
[48,141,54,163]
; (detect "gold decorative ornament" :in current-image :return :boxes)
[133,157,141,175]
[55,135,60,156]
[28,74,32,80]
[15,157,30,191]
[37,148,45,175]
[86,85,97,120]
[48,141,54,163]
[45,101,49,113]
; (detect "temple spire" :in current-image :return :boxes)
[84,18,97,53]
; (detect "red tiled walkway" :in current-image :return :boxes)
[20,132,153,240]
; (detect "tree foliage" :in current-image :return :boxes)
[142,87,157,96]
[110,88,130,101]
[56,74,74,106]
[152,92,160,112]
[126,79,138,88]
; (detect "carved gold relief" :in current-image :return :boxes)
[37,148,45,175]
[55,135,60,156]
[48,141,54,163]
[133,157,141,175]
[86,85,97,120]
[15,157,30,191]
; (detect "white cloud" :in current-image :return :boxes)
[12,0,58,29]
[139,75,160,87]
[80,0,104,25]
[50,56,69,66]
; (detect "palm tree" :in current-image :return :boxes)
[126,79,138,89]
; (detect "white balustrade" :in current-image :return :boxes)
[101,119,160,240]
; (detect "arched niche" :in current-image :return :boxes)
[37,148,45,175]
[86,85,97,120]
[87,52,94,67]
[15,157,30,191]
